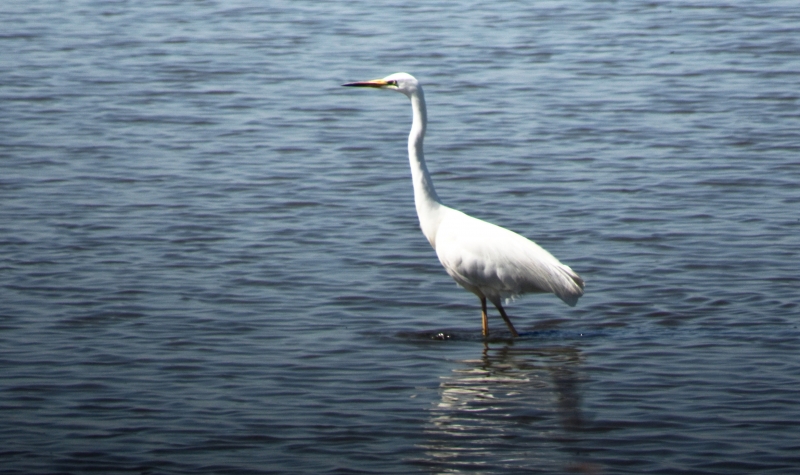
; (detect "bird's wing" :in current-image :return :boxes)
[434,208,584,305]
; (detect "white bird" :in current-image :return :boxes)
[343,73,584,337]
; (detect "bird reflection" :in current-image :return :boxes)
[418,341,599,474]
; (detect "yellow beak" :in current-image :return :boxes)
[342,79,389,88]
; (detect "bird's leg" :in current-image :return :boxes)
[481,297,489,337]
[494,301,520,338]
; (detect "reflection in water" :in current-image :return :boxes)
[418,341,600,474]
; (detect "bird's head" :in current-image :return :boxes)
[342,72,420,98]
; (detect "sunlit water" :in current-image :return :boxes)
[2,1,799,473]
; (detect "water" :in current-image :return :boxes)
[2,0,799,473]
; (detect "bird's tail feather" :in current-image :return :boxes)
[554,265,584,307]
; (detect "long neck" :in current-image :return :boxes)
[408,88,443,247]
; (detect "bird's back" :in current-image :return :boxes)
[432,207,584,306]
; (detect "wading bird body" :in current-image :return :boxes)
[343,73,584,337]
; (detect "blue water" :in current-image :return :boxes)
[2,1,799,473]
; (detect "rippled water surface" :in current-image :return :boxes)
[2,1,799,473]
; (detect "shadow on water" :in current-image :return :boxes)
[407,336,603,474]
[393,322,611,346]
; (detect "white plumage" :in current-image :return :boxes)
[344,73,584,337]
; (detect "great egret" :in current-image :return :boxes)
[343,73,584,337]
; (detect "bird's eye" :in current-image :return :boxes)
[387,80,398,86]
